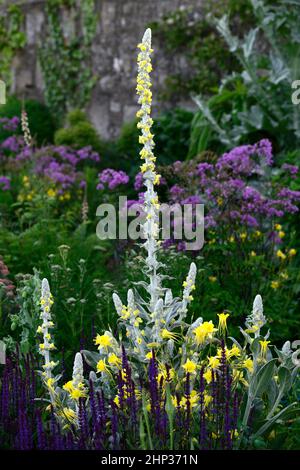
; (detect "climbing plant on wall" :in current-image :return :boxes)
[39,0,97,121]
[150,0,253,100]
[0,2,26,86]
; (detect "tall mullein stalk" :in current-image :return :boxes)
[38,278,57,406]
[136,29,162,311]
[21,106,32,147]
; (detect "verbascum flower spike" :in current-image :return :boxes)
[245,294,267,337]
[179,262,197,320]
[72,352,84,389]
[136,28,161,310]
[21,107,32,147]
[38,278,57,405]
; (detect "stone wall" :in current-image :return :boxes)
[8,0,202,138]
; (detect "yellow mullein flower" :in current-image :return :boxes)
[217,313,230,335]
[289,248,296,257]
[275,224,282,231]
[46,377,55,390]
[278,231,285,239]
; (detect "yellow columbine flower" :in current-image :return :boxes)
[108,353,122,367]
[228,345,241,358]
[278,231,285,239]
[114,395,120,407]
[70,387,87,400]
[61,407,77,423]
[208,276,217,283]
[203,369,212,384]
[161,329,180,341]
[193,321,217,345]
[96,359,110,373]
[217,313,230,335]
[259,340,271,358]
[47,188,56,198]
[276,249,286,260]
[271,280,280,290]
[63,380,74,392]
[94,333,112,350]
[208,356,220,369]
[204,394,213,408]
[275,224,282,231]
[289,248,297,257]
[243,357,254,373]
[182,359,197,374]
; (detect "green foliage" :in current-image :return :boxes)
[115,108,194,174]
[39,0,97,120]
[188,0,300,157]
[0,96,56,145]
[0,3,26,85]
[150,0,253,100]
[54,109,103,153]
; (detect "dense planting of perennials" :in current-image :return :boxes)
[0,29,299,451]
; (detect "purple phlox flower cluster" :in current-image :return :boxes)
[282,163,299,178]
[0,116,20,132]
[97,168,129,190]
[32,145,100,193]
[217,139,273,175]
[1,135,23,153]
[0,175,10,191]
[150,140,300,250]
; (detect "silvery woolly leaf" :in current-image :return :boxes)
[216,15,239,52]
[242,28,258,59]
